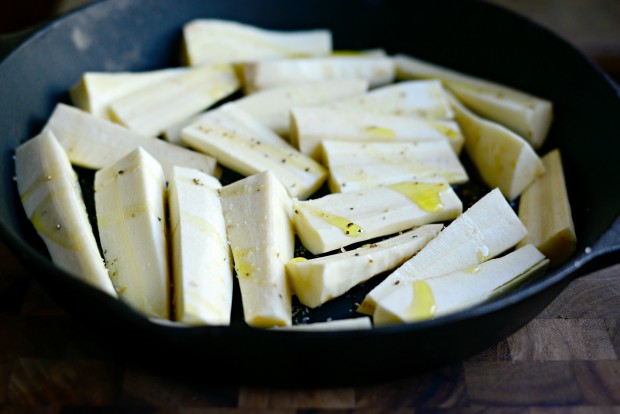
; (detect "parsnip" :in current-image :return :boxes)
[517,149,576,267]
[373,244,548,325]
[220,170,294,328]
[293,178,462,255]
[359,188,527,315]
[41,103,218,179]
[94,148,169,318]
[15,130,116,297]
[290,107,463,159]
[182,19,331,66]
[395,54,553,148]
[109,63,240,137]
[168,167,233,325]
[321,139,468,193]
[181,103,327,199]
[273,317,372,331]
[287,224,443,308]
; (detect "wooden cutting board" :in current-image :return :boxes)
[1,239,619,411]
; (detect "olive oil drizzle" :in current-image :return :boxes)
[405,280,436,321]
[304,205,364,237]
[388,181,449,212]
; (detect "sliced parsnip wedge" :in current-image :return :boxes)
[287,224,443,308]
[220,170,294,328]
[109,63,240,137]
[331,49,387,58]
[69,68,188,120]
[330,79,454,119]
[359,188,527,315]
[168,167,233,325]
[41,104,218,179]
[273,317,372,331]
[241,57,395,93]
[321,139,468,193]
[448,93,544,201]
[517,149,576,267]
[293,178,462,255]
[290,107,463,159]
[182,19,332,66]
[181,104,327,199]
[373,244,548,326]
[236,80,368,137]
[94,148,169,318]
[395,54,553,149]
[15,130,116,297]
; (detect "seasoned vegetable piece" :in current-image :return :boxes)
[359,188,527,315]
[321,139,468,193]
[517,149,576,267]
[42,104,218,179]
[182,103,327,199]
[293,178,462,255]
[373,245,548,325]
[183,19,332,66]
[168,167,233,325]
[95,148,169,318]
[287,225,442,308]
[274,317,373,331]
[291,107,463,159]
[220,171,294,328]
[395,54,553,148]
[448,92,544,200]
[15,130,116,297]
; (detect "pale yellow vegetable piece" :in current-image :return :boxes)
[69,68,188,120]
[448,92,544,200]
[517,149,576,267]
[109,63,240,137]
[395,54,553,149]
[41,103,218,179]
[181,103,327,199]
[182,19,331,66]
[359,188,527,315]
[292,178,462,255]
[287,224,443,308]
[168,167,233,325]
[290,107,463,159]
[15,130,116,297]
[94,148,169,318]
[220,170,294,328]
[373,244,548,326]
[241,57,395,93]
[321,139,468,193]
[273,317,373,331]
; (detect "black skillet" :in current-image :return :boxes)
[1,0,619,385]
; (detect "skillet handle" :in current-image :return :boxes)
[572,214,620,277]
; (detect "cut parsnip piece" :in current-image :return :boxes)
[69,68,188,120]
[321,139,468,193]
[236,80,368,137]
[331,49,387,58]
[330,79,454,119]
[359,188,527,315]
[41,104,218,179]
[395,54,553,148]
[293,179,462,254]
[220,171,294,328]
[109,63,240,137]
[290,107,463,159]
[448,93,544,201]
[182,19,332,66]
[15,131,116,297]
[373,244,548,326]
[182,104,327,199]
[517,149,576,267]
[168,167,233,325]
[241,57,395,93]
[273,317,372,331]
[287,224,442,308]
[94,148,169,318]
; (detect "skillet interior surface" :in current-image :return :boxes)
[1,0,619,384]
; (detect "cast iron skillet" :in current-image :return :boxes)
[1,0,619,385]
